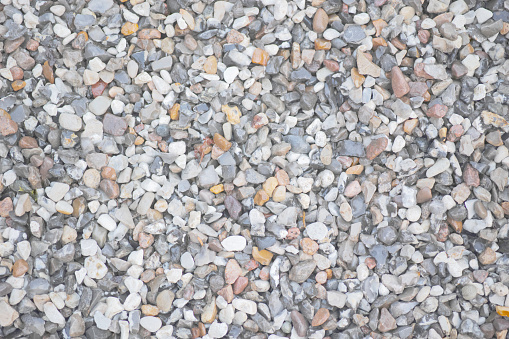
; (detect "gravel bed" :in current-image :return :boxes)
[1,0,509,338]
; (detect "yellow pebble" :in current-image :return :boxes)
[345,165,364,175]
[222,105,242,125]
[262,177,278,197]
[121,22,139,36]
[252,247,273,266]
[210,184,224,194]
[170,103,180,120]
[134,136,144,145]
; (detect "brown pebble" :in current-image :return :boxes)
[313,8,329,33]
[19,136,38,149]
[99,179,119,199]
[391,66,410,98]
[11,80,26,91]
[0,197,13,217]
[0,116,18,136]
[43,61,55,84]
[366,137,388,160]
[101,166,117,181]
[10,66,24,80]
[311,308,330,327]
[12,259,29,277]
[26,39,40,51]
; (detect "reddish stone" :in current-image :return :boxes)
[287,227,300,239]
[243,259,259,271]
[26,39,40,51]
[225,259,242,284]
[418,30,430,44]
[301,238,319,255]
[473,270,489,283]
[463,163,480,187]
[323,59,339,72]
[0,116,18,136]
[259,266,270,281]
[101,166,117,181]
[312,308,330,327]
[408,82,429,97]
[447,125,464,142]
[138,29,162,39]
[91,80,108,98]
[42,61,55,84]
[99,179,119,198]
[40,157,54,181]
[217,285,234,303]
[365,257,376,269]
[427,103,448,118]
[10,66,24,80]
[391,37,406,50]
[366,137,388,160]
[391,66,410,98]
[19,136,38,149]
[0,197,13,217]
[233,276,249,294]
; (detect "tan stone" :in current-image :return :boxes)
[252,247,273,265]
[263,177,278,197]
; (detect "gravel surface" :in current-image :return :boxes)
[1,0,509,338]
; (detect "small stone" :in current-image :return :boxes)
[427,103,448,118]
[252,48,269,66]
[0,116,18,136]
[357,52,381,77]
[366,137,388,160]
[378,308,397,332]
[12,259,29,277]
[204,56,218,74]
[103,114,127,136]
[121,22,139,35]
[0,301,19,327]
[221,236,247,252]
[463,164,480,187]
[313,8,329,33]
[289,260,316,283]
[479,247,497,265]
[252,247,273,265]
[225,259,242,284]
[222,105,242,124]
[391,66,410,98]
[254,190,270,206]
[0,198,13,217]
[462,284,477,300]
[291,311,309,337]
[301,238,319,255]
[311,308,330,327]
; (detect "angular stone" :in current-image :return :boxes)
[391,66,409,98]
[366,137,388,160]
[312,308,330,327]
[357,52,381,77]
